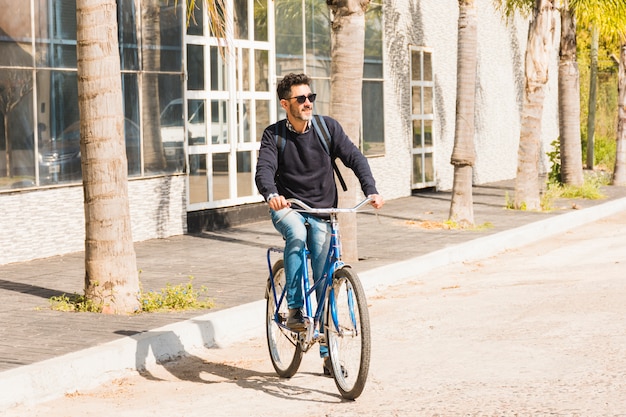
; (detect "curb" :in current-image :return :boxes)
[3,197,626,411]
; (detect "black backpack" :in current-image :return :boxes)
[274,114,347,191]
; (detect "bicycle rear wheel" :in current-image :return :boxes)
[266,259,303,378]
[326,266,371,400]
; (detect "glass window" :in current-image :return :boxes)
[212,153,229,200]
[364,3,383,79]
[0,1,33,67]
[234,0,249,40]
[255,99,270,141]
[236,151,252,197]
[210,100,228,144]
[187,0,204,36]
[238,48,250,91]
[238,100,251,143]
[275,0,304,76]
[35,0,77,68]
[188,99,207,145]
[36,69,80,186]
[122,73,140,176]
[142,1,183,72]
[305,0,330,78]
[254,0,268,42]
[210,46,227,91]
[255,50,269,91]
[118,0,139,71]
[0,69,35,190]
[410,47,435,187]
[187,44,205,90]
[144,73,183,174]
[362,81,384,156]
[0,0,185,193]
[189,154,208,203]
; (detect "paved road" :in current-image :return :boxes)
[7,212,626,417]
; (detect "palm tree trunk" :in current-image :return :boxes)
[449,0,477,226]
[76,0,140,314]
[612,42,626,186]
[558,2,583,186]
[586,25,599,170]
[514,0,558,210]
[328,0,368,263]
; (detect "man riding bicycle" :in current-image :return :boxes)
[255,73,384,374]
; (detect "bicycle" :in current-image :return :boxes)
[264,197,372,400]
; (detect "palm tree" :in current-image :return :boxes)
[449,0,478,226]
[558,0,584,185]
[512,0,559,210]
[76,0,140,314]
[326,0,369,263]
[615,43,626,185]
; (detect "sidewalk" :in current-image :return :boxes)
[2,180,626,410]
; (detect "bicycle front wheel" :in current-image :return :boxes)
[326,266,371,400]
[266,259,303,378]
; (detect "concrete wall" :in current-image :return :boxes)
[0,175,187,265]
[370,0,559,199]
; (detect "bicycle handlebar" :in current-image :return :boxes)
[286,197,373,214]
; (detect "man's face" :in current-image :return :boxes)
[282,84,313,122]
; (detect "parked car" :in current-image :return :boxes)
[38,119,140,184]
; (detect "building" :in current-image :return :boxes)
[0,0,559,265]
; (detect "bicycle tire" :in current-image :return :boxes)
[325,266,371,400]
[266,259,303,378]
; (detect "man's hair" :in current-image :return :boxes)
[276,73,311,100]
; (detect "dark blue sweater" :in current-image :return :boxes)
[255,116,378,209]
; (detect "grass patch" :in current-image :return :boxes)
[48,276,214,313]
[406,219,493,231]
[140,277,214,312]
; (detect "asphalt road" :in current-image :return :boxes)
[6,212,626,417]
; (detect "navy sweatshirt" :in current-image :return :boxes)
[255,115,378,209]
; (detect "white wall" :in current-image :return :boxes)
[370,0,559,198]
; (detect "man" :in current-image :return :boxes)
[255,73,384,373]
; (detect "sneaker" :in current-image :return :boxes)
[323,356,348,378]
[287,308,306,331]
[323,357,333,377]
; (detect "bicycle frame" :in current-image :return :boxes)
[266,198,370,351]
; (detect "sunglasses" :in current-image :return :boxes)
[286,93,317,104]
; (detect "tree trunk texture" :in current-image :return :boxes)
[558,3,583,186]
[612,43,626,186]
[76,0,140,314]
[514,0,558,210]
[449,0,477,226]
[328,0,368,263]
[586,26,599,170]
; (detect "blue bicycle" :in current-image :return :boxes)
[265,198,372,400]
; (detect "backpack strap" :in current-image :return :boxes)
[274,120,287,166]
[311,115,348,192]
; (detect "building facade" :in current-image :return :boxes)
[0,0,559,265]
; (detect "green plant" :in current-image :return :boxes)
[139,277,214,312]
[49,277,214,313]
[49,293,102,313]
[546,139,562,185]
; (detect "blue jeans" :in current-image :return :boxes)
[270,208,331,311]
[271,208,331,358]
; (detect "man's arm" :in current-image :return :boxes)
[323,116,380,199]
[254,127,280,201]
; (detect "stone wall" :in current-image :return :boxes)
[0,175,186,265]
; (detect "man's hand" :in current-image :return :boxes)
[268,194,290,211]
[368,194,384,209]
